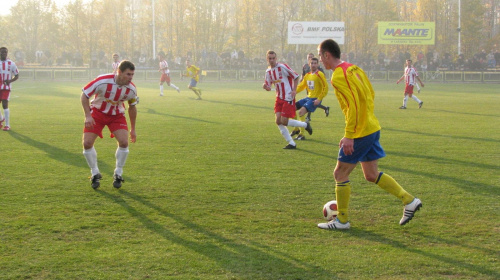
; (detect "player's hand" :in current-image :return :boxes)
[340,137,354,155]
[130,129,137,143]
[421,83,425,87]
[84,116,95,130]
[4,80,10,86]
[263,83,271,91]
[290,90,297,99]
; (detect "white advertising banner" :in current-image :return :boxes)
[288,21,345,45]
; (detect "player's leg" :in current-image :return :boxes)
[415,82,421,93]
[2,96,10,130]
[189,79,201,99]
[160,76,165,96]
[276,111,296,149]
[296,107,308,139]
[361,160,421,225]
[112,128,129,188]
[0,98,4,129]
[411,94,423,108]
[333,161,357,223]
[82,132,101,189]
[166,75,180,93]
[400,93,408,109]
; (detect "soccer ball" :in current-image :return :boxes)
[322,200,338,221]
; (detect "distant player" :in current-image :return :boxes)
[158,53,180,96]
[317,39,422,230]
[263,50,312,149]
[0,47,20,131]
[396,59,425,109]
[290,57,328,140]
[81,60,139,189]
[111,53,120,74]
[301,53,330,119]
[184,59,202,99]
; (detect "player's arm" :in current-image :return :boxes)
[263,72,272,91]
[416,76,424,87]
[4,74,19,86]
[314,73,328,106]
[81,92,95,130]
[296,75,307,93]
[290,76,299,99]
[128,104,137,143]
[396,75,404,84]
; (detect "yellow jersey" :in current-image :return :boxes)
[330,62,381,139]
[297,70,328,100]
[186,65,200,82]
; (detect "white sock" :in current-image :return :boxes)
[170,83,179,90]
[411,95,421,103]
[83,147,99,176]
[403,96,408,107]
[114,147,129,176]
[287,119,307,128]
[0,110,3,121]
[4,108,10,126]
[160,85,164,94]
[278,125,295,146]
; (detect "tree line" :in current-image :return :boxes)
[0,0,498,66]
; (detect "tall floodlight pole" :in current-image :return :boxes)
[152,0,156,59]
[458,0,461,55]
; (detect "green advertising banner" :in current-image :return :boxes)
[378,22,435,45]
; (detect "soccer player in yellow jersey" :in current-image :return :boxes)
[316,39,422,230]
[291,57,328,140]
[184,59,202,100]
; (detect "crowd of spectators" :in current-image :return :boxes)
[10,48,500,73]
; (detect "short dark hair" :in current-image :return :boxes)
[0,47,7,51]
[118,60,135,72]
[310,57,319,63]
[266,50,276,57]
[318,39,341,59]
[406,59,412,62]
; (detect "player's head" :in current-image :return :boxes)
[0,47,8,61]
[266,50,277,68]
[317,39,341,70]
[307,53,314,61]
[112,53,119,61]
[186,59,191,67]
[406,59,412,66]
[309,57,319,71]
[116,60,135,85]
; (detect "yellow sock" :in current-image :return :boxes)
[376,172,414,205]
[299,115,306,135]
[336,181,351,223]
[191,89,200,97]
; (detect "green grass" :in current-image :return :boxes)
[0,79,499,279]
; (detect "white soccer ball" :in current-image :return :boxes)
[322,200,338,221]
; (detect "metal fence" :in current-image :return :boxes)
[18,68,500,83]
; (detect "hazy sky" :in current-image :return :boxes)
[1,0,86,16]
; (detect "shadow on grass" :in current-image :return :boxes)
[201,99,271,111]
[97,189,333,279]
[384,127,500,143]
[144,108,218,124]
[346,228,499,278]
[7,130,91,169]
[424,108,500,118]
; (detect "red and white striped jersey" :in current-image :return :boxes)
[83,73,138,116]
[159,60,169,74]
[264,63,299,101]
[404,66,419,86]
[0,59,19,91]
[112,61,120,73]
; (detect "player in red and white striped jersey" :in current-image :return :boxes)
[158,53,180,96]
[263,50,312,149]
[81,60,139,190]
[111,53,120,74]
[0,47,19,131]
[396,59,425,109]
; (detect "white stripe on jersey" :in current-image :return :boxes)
[159,60,169,74]
[112,61,120,72]
[0,60,19,91]
[264,63,299,101]
[82,73,138,116]
[404,66,419,86]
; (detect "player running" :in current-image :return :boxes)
[396,59,425,109]
[158,52,180,96]
[184,59,202,99]
[290,57,328,140]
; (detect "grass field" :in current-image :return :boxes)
[0,79,499,279]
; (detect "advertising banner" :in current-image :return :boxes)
[288,22,345,45]
[378,22,435,45]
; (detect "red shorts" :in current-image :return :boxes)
[274,98,296,118]
[404,84,414,96]
[0,90,10,100]
[84,110,128,138]
[160,73,171,83]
